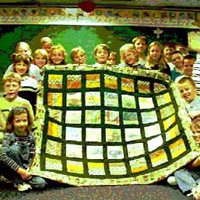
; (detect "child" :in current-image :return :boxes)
[145,41,171,76]
[168,77,200,199]
[183,54,196,77]
[70,46,87,65]
[0,107,46,191]
[5,42,41,82]
[171,51,184,81]
[93,44,110,67]
[132,36,148,65]
[49,45,67,65]
[163,43,175,70]
[40,37,52,55]
[0,72,34,132]
[11,53,39,114]
[119,43,143,68]
[107,51,117,65]
[33,49,49,77]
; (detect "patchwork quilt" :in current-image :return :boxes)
[31,65,200,186]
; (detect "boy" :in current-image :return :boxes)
[171,51,184,81]
[70,46,87,65]
[168,77,200,198]
[107,51,117,65]
[40,37,52,55]
[163,43,175,70]
[0,72,34,132]
[183,55,196,77]
[93,44,110,67]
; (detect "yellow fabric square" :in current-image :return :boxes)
[105,75,118,89]
[121,78,134,92]
[86,74,100,88]
[67,75,81,89]
[169,138,186,159]
[48,74,63,89]
[163,115,176,130]
[67,161,84,174]
[47,93,63,107]
[48,121,62,138]
[150,149,168,167]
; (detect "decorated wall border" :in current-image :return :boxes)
[0,7,198,28]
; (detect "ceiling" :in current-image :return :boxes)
[0,0,200,10]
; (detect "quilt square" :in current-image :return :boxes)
[121,77,134,92]
[104,92,119,107]
[66,160,84,174]
[47,121,62,138]
[88,162,105,175]
[86,128,102,142]
[105,74,118,89]
[87,146,103,159]
[67,75,81,89]
[109,162,127,175]
[144,124,161,138]
[130,157,148,173]
[47,93,63,107]
[139,97,154,109]
[150,149,168,167]
[141,111,158,124]
[66,111,82,124]
[125,128,141,141]
[46,140,62,156]
[66,144,82,158]
[85,92,101,106]
[138,80,150,93]
[105,110,120,125]
[147,135,163,152]
[45,158,63,171]
[166,125,181,141]
[86,74,100,88]
[123,111,138,125]
[65,127,82,141]
[85,110,101,124]
[107,146,124,159]
[156,92,171,106]
[127,143,144,157]
[106,129,122,142]
[122,94,136,109]
[48,74,63,89]
[67,92,82,107]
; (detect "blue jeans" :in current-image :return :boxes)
[1,143,46,189]
[174,168,200,193]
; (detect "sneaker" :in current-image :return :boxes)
[14,182,32,192]
[167,176,178,186]
[0,175,13,184]
[192,183,200,200]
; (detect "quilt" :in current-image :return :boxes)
[31,64,200,186]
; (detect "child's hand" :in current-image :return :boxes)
[16,167,32,180]
[192,133,200,144]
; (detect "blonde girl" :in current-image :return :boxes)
[70,46,87,65]
[33,49,49,76]
[145,41,171,76]
[132,36,148,65]
[49,45,67,65]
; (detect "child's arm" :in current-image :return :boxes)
[16,167,32,180]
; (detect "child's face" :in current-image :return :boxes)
[135,39,147,54]
[107,55,116,65]
[95,48,109,64]
[17,45,31,58]
[13,113,28,134]
[172,53,183,68]
[178,80,196,103]
[123,50,137,65]
[42,43,52,54]
[149,45,162,61]
[73,51,87,64]
[50,49,64,65]
[163,47,174,60]
[34,53,47,68]
[3,80,20,101]
[14,61,28,76]
[184,59,194,77]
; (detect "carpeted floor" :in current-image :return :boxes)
[0,179,193,200]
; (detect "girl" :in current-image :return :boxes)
[33,49,49,77]
[5,42,41,81]
[145,41,171,76]
[11,53,39,114]
[119,43,144,68]
[49,44,67,65]
[132,36,148,65]
[0,107,46,191]
[40,37,52,55]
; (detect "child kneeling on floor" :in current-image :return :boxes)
[0,107,46,191]
[167,77,200,199]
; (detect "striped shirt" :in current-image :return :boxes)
[0,132,35,171]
